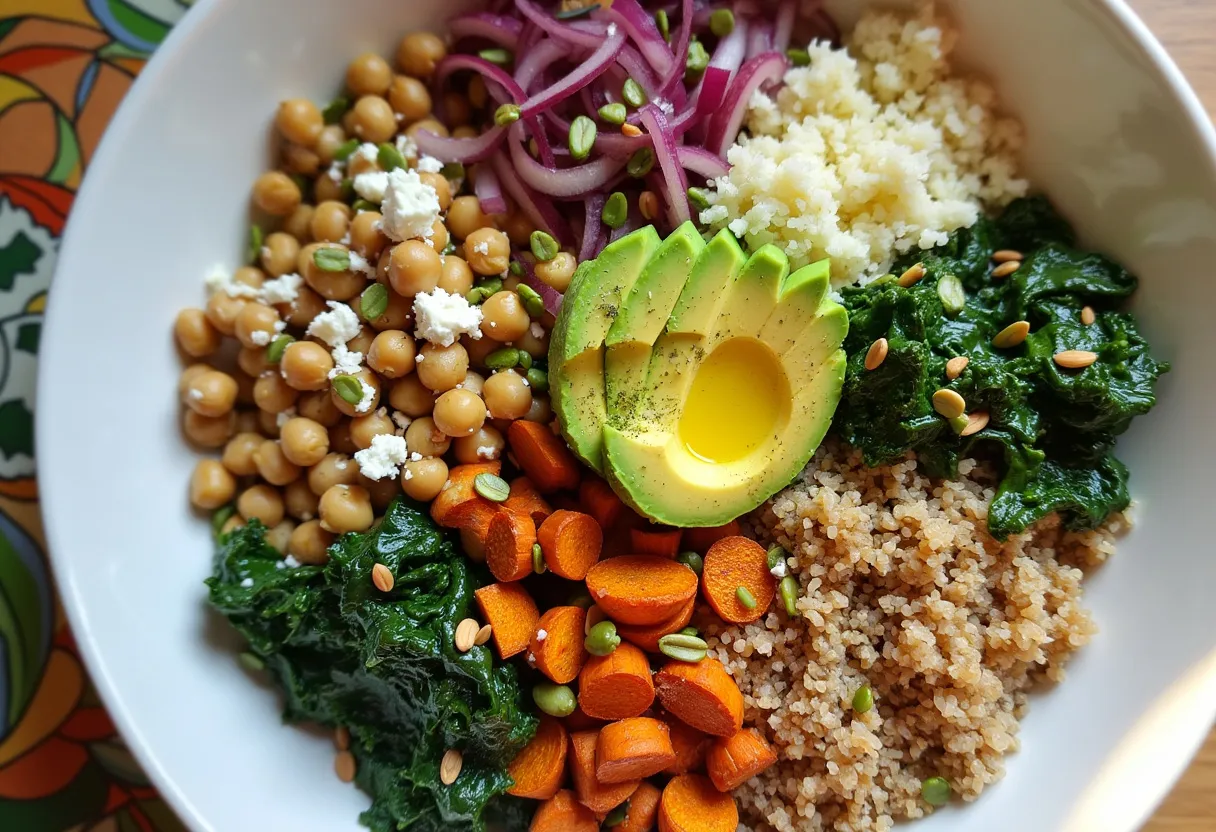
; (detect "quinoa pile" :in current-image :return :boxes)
[700,442,1125,832]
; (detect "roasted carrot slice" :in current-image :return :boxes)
[538,509,603,580]
[630,526,683,558]
[530,789,598,832]
[578,641,655,720]
[585,555,698,626]
[657,774,738,832]
[508,717,568,800]
[596,717,677,784]
[531,606,589,685]
[654,658,743,738]
[616,596,695,653]
[579,477,624,529]
[569,729,640,815]
[430,461,502,529]
[681,520,741,553]
[706,728,778,792]
[701,536,776,624]
[663,717,711,775]
[474,582,539,659]
[615,781,662,832]
[506,476,553,525]
[486,507,537,582]
[508,420,581,493]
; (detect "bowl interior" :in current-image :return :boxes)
[38,0,1216,830]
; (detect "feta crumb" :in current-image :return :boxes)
[276,407,297,429]
[240,577,255,588]
[395,134,419,161]
[770,559,788,578]
[353,170,390,203]
[275,560,286,570]
[417,155,444,174]
[530,322,545,339]
[472,240,490,255]
[403,468,413,480]
[353,142,379,164]
[348,252,375,276]
[413,287,483,346]
[536,629,548,641]
[204,265,258,299]
[391,411,412,431]
[354,433,409,480]
[306,301,362,348]
[259,272,303,304]
[326,164,344,183]
[410,452,423,462]
[284,554,303,568]
[356,378,376,413]
[477,445,497,459]
[249,330,271,346]
[656,98,675,115]
[416,353,424,362]
[379,168,441,242]
[328,343,364,379]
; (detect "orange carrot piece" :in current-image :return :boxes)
[663,717,711,775]
[565,705,609,733]
[681,521,741,553]
[506,476,553,525]
[701,536,776,624]
[595,717,677,784]
[585,556,698,626]
[658,774,738,832]
[538,509,603,580]
[508,420,582,493]
[580,477,624,529]
[508,717,569,800]
[617,596,695,653]
[486,507,537,582]
[531,606,589,685]
[531,788,598,832]
[578,642,655,720]
[569,729,640,815]
[706,728,778,792]
[460,527,487,563]
[615,780,662,832]
[654,658,744,738]
[630,526,683,559]
[474,582,539,659]
[430,461,503,529]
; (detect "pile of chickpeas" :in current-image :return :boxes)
[174,30,580,564]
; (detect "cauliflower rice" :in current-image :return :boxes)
[701,442,1124,832]
[700,4,1027,285]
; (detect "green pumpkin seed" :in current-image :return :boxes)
[485,347,521,370]
[779,575,798,616]
[937,274,966,315]
[598,103,627,125]
[518,351,533,371]
[622,78,647,109]
[509,260,524,276]
[735,586,757,610]
[211,505,235,537]
[473,472,511,502]
[655,9,670,40]
[525,368,549,392]
[313,247,351,272]
[709,8,735,36]
[321,96,351,125]
[517,284,541,304]
[266,334,295,364]
[679,626,699,637]
[602,192,628,229]
[532,543,546,574]
[441,162,465,180]
[949,414,970,435]
[377,142,407,172]
[465,287,489,305]
[332,375,364,405]
[494,103,521,127]
[676,551,703,575]
[238,652,265,672]
[568,591,594,609]
[480,277,504,295]
[478,48,512,66]
[627,148,655,178]
[532,683,577,717]
[687,187,710,212]
[787,47,811,67]
[603,801,629,827]
[569,115,597,161]
[360,283,389,321]
[530,230,559,262]
[333,137,360,162]
[766,545,787,570]
[247,224,264,265]
[351,198,378,213]
[685,39,709,81]
[658,632,709,663]
[524,297,546,318]
[852,683,874,714]
[555,2,598,19]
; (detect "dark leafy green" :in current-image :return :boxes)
[835,197,1169,538]
[206,499,536,831]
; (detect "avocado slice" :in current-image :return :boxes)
[550,226,661,472]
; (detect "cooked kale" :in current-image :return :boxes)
[835,197,1169,538]
[206,499,536,831]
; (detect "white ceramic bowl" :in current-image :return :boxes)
[37,0,1216,830]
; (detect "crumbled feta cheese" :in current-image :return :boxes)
[349,252,375,276]
[413,287,483,346]
[770,559,788,578]
[284,554,303,568]
[240,577,255,588]
[276,407,297,429]
[409,452,423,462]
[417,155,444,174]
[395,134,419,161]
[356,378,376,413]
[391,411,412,431]
[403,468,413,480]
[379,168,441,241]
[259,272,303,304]
[275,560,286,570]
[326,164,344,183]
[471,240,489,255]
[249,330,271,346]
[530,322,545,339]
[354,433,409,480]
[204,264,258,299]
[536,629,548,641]
[353,142,379,165]
[477,445,497,459]
[306,301,362,348]
[328,343,364,378]
[656,98,675,115]
[353,170,390,203]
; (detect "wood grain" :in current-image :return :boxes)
[1122,6,1216,830]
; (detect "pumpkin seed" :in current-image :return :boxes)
[945,355,969,379]
[473,472,510,502]
[322,96,351,125]
[332,375,363,405]
[313,247,350,272]
[766,545,787,570]
[864,338,888,371]
[993,320,1031,349]
[478,48,512,66]
[779,575,798,616]
[898,263,926,287]
[494,103,521,126]
[485,347,522,370]
[936,274,966,315]
[961,411,989,437]
[371,562,394,592]
[932,389,966,420]
[377,142,407,172]
[1054,349,1098,369]
[658,632,709,663]
[532,543,546,574]
[991,260,1021,278]
[735,586,757,610]
[248,224,264,265]
[360,283,389,321]
[266,334,294,364]
[710,8,735,36]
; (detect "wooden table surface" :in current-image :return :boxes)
[1117,6,1216,830]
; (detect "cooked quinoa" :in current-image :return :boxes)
[701,442,1125,832]
[700,4,1027,285]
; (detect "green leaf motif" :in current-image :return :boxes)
[16,321,39,355]
[0,517,47,726]
[0,400,33,460]
[0,231,42,292]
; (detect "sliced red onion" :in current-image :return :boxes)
[706,51,787,158]
[515,0,603,48]
[490,151,573,244]
[676,145,730,179]
[519,262,564,317]
[694,66,730,119]
[514,38,568,94]
[508,124,625,198]
[434,54,525,103]
[474,161,508,215]
[521,30,625,118]
[580,194,606,262]
[594,130,649,159]
[596,0,674,78]
[413,125,506,164]
[773,1,797,53]
[617,45,661,99]
[746,21,773,60]
[661,0,695,96]
[638,105,690,226]
[448,13,523,50]
[709,15,749,84]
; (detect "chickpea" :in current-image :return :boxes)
[234,372,257,406]
[275,98,323,147]
[452,125,479,140]
[190,459,236,510]
[222,431,264,476]
[260,519,294,554]
[282,142,321,176]
[349,410,396,450]
[179,363,211,397]
[183,409,235,448]
[463,333,498,368]
[221,515,246,535]
[205,291,247,336]
[297,389,342,427]
[432,389,486,437]
[479,291,530,342]
[483,370,532,419]
[406,117,448,141]
[460,370,485,396]
[315,125,348,165]
[467,75,488,110]
[460,526,486,562]
[319,484,374,533]
[464,228,511,276]
[350,211,388,260]
[289,519,335,564]
[388,374,436,417]
[282,285,327,328]
[252,171,301,216]
[416,341,469,392]
[254,439,302,486]
[442,92,472,127]
[438,255,474,296]
[427,219,450,256]
[499,212,534,248]
[331,367,381,418]
[349,95,397,143]
[405,416,451,457]
[358,473,400,510]
[346,52,393,97]
[300,243,366,301]
[535,251,577,293]
[388,74,432,122]
[280,417,330,466]
[418,172,451,212]
[234,302,281,349]
[388,240,441,297]
[280,341,335,391]
[239,484,285,526]
[447,196,494,240]
[310,201,352,243]
[367,330,416,378]
[253,371,300,413]
[515,322,549,358]
[257,232,297,277]
[183,369,238,418]
[174,308,220,357]
[453,424,505,464]
[523,394,552,424]
[258,408,282,438]
[233,410,261,435]
[365,289,412,332]
[314,173,345,203]
[329,420,358,455]
[308,453,359,495]
[402,457,448,501]
[349,326,376,356]
[284,478,320,520]
[397,31,446,78]
[501,273,521,293]
[237,346,271,378]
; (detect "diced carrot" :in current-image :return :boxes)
[474,582,539,659]
[459,527,487,563]
[538,509,603,580]
[580,477,624,529]
[506,476,553,525]
[531,606,589,685]
[706,728,778,792]
[616,596,695,653]
[654,658,743,738]
[531,788,598,832]
[430,461,503,529]
[657,774,738,832]
[596,717,677,784]
[508,420,581,493]
[564,705,608,733]
[585,556,698,626]
[615,781,662,832]
[663,717,711,775]
[630,526,683,558]
[569,729,640,815]
[486,507,537,582]
[508,717,568,800]
[701,536,776,624]
[578,642,655,720]
[550,492,583,513]
[681,521,741,553]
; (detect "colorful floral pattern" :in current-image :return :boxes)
[0,1,191,829]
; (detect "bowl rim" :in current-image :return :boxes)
[35,0,1216,830]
